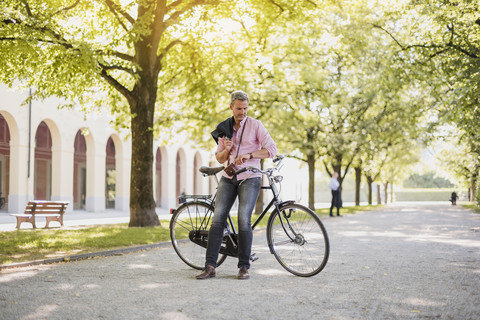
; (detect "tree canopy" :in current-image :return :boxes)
[1,0,479,216]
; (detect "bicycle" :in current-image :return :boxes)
[169,155,330,277]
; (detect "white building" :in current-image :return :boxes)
[0,85,310,215]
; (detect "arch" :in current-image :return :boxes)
[34,121,53,200]
[176,148,186,199]
[73,130,87,209]
[38,119,63,202]
[105,136,116,208]
[108,134,126,211]
[0,113,10,210]
[0,111,21,213]
[193,151,203,194]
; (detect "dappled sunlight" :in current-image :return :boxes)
[53,282,75,291]
[82,283,101,289]
[407,233,480,248]
[24,304,59,320]
[401,297,447,308]
[139,282,170,289]
[255,268,289,276]
[0,269,40,283]
[159,311,193,320]
[127,263,154,269]
[338,227,480,249]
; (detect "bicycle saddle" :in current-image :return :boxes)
[199,166,225,175]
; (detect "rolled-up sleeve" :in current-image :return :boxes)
[258,121,277,158]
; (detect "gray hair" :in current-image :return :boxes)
[230,90,249,105]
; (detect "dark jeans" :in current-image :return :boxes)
[205,176,261,269]
[330,190,340,216]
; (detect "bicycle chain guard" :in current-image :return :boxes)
[189,229,257,261]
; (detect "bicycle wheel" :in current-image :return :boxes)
[170,201,227,270]
[267,203,329,277]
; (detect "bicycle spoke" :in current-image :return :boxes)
[267,203,329,277]
[170,201,227,270]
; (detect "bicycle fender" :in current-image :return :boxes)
[278,200,296,207]
[266,201,296,254]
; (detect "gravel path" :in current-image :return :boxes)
[1,203,479,320]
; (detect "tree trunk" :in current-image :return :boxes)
[377,184,382,205]
[384,182,389,204]
[128,72,160,227]
[307,153,316,210]
[390,183,394,203]
[255,159,265,215]
[366,175,373,205]
[355,167,361,206]
[333,154,342,186]
[471,174,477,203]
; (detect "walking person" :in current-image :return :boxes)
[329,172,341,217]
[450,191,458,205]
[196,90,277,280]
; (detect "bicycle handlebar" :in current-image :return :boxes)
[273,155,284,163]
[234,155,285,176]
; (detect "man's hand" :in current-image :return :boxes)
[223,137,233,153]
[235,153,251,165]
[215,137,233,164]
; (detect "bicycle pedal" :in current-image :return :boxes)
[250,253,258,262]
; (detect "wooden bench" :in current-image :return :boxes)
[11,201,69,229]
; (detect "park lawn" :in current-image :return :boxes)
[315,204,382,216]
[0,222,171,266]
[1,205,379,266]
[461,203,480,214]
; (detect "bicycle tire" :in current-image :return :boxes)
[267,203,329,277]
[170,201,227,270]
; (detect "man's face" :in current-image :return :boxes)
[230,99,248,123]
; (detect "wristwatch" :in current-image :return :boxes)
[249,152,254,159]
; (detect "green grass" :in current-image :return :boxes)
[0,222,171,265]
[1,205,380,266]
[461,203,480,214]
[315,204,383,216]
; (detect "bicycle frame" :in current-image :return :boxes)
[219,156,300,256]
[170,155,329,276]
[173,155,299,257]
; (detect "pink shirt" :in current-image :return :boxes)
[217,116,277,180]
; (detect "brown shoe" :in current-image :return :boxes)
[196,265,216,280]
[237,266,250,280]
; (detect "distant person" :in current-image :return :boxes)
[450,191,457,205]
[329,172,341,217]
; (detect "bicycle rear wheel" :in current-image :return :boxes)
[170,201,227,270]
[267,203,329,277]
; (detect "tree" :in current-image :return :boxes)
[436,129,480,201]
[0,0,232,226]
[374,0,480,200]
[174,1,322,209]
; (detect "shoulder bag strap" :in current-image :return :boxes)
[229,118,248,165]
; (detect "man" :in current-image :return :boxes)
[196,90,277,280]
[450,191,457,205]
[329,172,341,217]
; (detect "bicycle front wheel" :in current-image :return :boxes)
[267,203,329,277]
[170,201,227,270]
